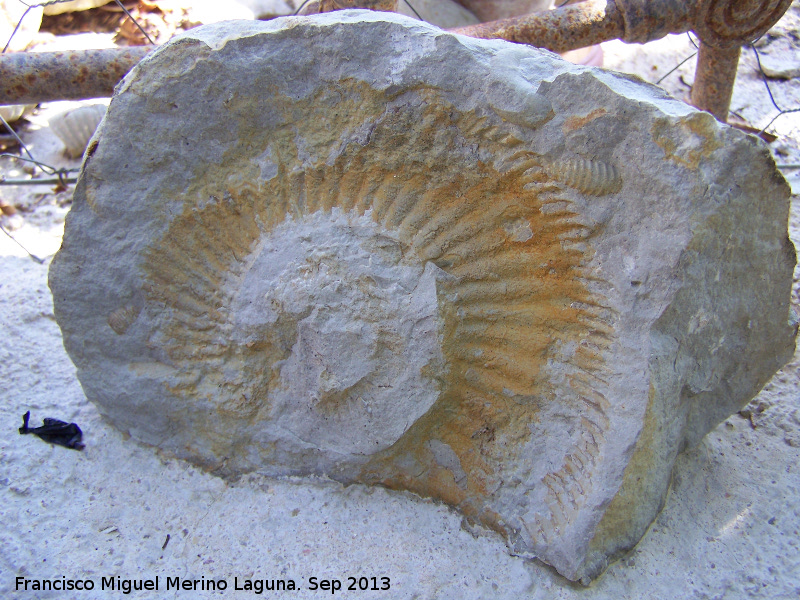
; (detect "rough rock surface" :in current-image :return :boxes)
[49,12,795,582]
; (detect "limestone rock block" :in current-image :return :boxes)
[49,12,796,582]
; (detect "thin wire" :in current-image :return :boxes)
[0,111,84,181]
[28,0,83,6]
[3,1,91,53]
[0,223,45,263]
[4,1,154,52]
[750,42,800,135]
[651,33,699,86]
[752,41,787,113]
[2,4,33,53]
[655,51,696,85]
[0,176,79,185]
[293,0,314,15]
[113,0,154,45]
[0,114,51,172]
[401,0,423,21]
[759,110,800,134]
[0,153,80,182]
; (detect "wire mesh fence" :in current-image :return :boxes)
[2,0,800,196]
[646,29,800,139]
[0,0,150,190]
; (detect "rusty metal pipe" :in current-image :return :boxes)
[452,0,697,51]
[453,0,789,48]
[691,42,741,122]
[0,46,154,105]
[452,0,625,53]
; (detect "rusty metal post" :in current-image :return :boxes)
[691,42,741,122]
[0,46,154,105]
[690,0,792,121]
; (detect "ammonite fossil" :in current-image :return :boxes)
[49,11,795,582]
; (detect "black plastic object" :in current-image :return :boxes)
[18,411,84,450]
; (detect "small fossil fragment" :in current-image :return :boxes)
[548,157,622,196]
[107,305,139,335]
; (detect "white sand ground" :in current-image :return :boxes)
[2,5,800,599]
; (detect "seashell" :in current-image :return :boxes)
[48,104,106,159]
[107,305,139,335]
[0,104,32,123]
[548,157,622,196]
